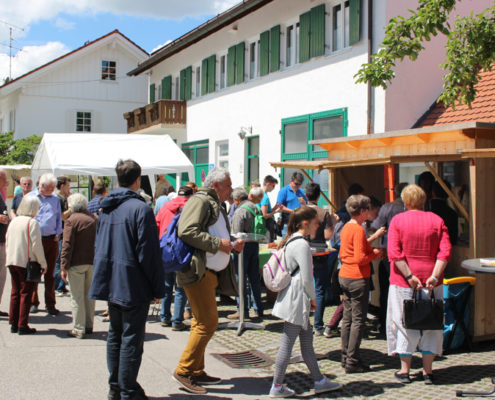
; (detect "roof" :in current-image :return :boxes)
[0,30,148,90]
[128,0,273,76]
[416,69,495,127]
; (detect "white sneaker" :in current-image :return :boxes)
[269,384,295,398]
[314,377,342,394]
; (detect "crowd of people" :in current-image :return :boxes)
[0,163,456,399]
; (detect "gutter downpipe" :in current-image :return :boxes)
[367,0,374,135]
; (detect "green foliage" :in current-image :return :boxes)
[0,132,41,165]
[355,0,495,109]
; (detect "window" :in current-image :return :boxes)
[332,4,342,51]
[247,136,260,185]
[9,110,15,132]
[101,60,116,80]
[281,108,347,204]
[220,55,226,89]
[286,25,294,67]
[333,0,360,51]
[249,42,256,79]
[195,67,201,97]
[216,140,229,170]
[76,111,91,132]
[175,77,179,100]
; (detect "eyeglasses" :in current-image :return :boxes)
[292,181,302,187]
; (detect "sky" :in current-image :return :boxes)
[0,0,240,82]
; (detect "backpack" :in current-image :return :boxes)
[239,204,267,235]
[160,192,213,273]
[262,236,304,292]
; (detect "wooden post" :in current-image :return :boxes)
[384,164,395,202]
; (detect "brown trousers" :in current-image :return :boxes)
[31,236,58,308]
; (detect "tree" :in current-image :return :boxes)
[0,132,42,164]
[355,0,495,109]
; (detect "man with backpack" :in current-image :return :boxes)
[173,167,244,395]
[155,185,194,331]
[228,186,265,320]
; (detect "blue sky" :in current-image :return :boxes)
[0,0,239,81]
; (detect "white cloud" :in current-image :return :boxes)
[0,41,70,82]
[54,17,75,30]
[151,40,172,54]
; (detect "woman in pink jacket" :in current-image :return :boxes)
[387,184,451,385]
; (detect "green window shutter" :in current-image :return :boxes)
[235,42,245,84]
[349,0,361,45]
[227,45,236,87]
[185,66,192,101]
[259,30,270,76]
[179,69,186,100]
[201,58,208,95]
[161,75,171,99]
[299,11,311,63]
[310,4,325,57]
[149,83,155,103]
[208,55,216,93]
[269,25,280,73]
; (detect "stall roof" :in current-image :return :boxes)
[31,133,194,179]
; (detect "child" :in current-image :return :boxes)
[269,206,342,398]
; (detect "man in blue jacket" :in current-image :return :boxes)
[90,159,165,400]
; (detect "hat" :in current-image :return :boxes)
[178,185,194,197]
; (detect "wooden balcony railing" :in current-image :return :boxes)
[124,99,186,133]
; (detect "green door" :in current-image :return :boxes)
[181,140,209,186]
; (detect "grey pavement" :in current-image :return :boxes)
[1,276,495,399]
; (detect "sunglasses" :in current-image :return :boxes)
[292,181,302,187]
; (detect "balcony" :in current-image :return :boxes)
[124,99,186,134]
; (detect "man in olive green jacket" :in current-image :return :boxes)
[173,168,244,395]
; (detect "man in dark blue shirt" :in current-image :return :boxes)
[87,180,107,215]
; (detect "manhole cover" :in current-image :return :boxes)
[212,350,274,369]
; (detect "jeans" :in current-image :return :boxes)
[160,272,186,326]
[234,242,263,315]
[177,270,218,376]
[313,254,330,331]
[54,238,66,292]
[107,301,149,399]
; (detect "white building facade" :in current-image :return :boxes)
[0,30,148,140]
[128,0,489,200]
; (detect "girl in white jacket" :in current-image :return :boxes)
[270,206,342,398]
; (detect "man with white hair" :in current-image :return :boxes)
[228,186,265,320]
[173,167,244,395]
[0,170,9,316]
[10,176,33,219]
[27,173,62,315]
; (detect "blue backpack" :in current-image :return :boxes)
[159,193,212,273]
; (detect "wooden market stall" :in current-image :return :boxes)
[271,121,495,341]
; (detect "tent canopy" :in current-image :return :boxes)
[31,133,194,180]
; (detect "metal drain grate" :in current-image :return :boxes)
[212,350,274,369]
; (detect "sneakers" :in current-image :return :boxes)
[30,305,39,314]
[227,312,240,320]
[194,372,222,385]
[68,329,84,339]
[172,322,188,331]
[324,326,340,338]
[269,384,295,398]
[173,370,207,395]
[160,319,172,327]
[314,377,342,394]
[47,306,60,316]
[314,328,324,336]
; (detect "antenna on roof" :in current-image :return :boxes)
[0,19,25,80]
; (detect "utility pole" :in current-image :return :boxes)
[0,20,24,80]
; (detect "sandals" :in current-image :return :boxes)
[394,371,411,384]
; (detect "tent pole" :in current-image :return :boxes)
[423,161,469,220]
[299,169,338,211]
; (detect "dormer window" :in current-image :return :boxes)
[102,60,116,80]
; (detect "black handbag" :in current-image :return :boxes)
[24,219,42,283]
[403,288,444,330]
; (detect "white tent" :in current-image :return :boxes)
[31,133,194,183]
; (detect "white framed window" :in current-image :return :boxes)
[76,111,91,132]
[332,1,351,51]
[220,55,227,89]
[195,66,201,97]
[175,76,180,100]
[249,42,257,80]
[284,22,300,67]
[101,60,116,80]
[216,140,229,170]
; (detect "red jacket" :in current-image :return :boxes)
[156,196,189,238]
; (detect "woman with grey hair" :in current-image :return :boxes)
[6,196,47,334]
[60,193,97,339]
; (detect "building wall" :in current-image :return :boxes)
[0,35,148,139]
